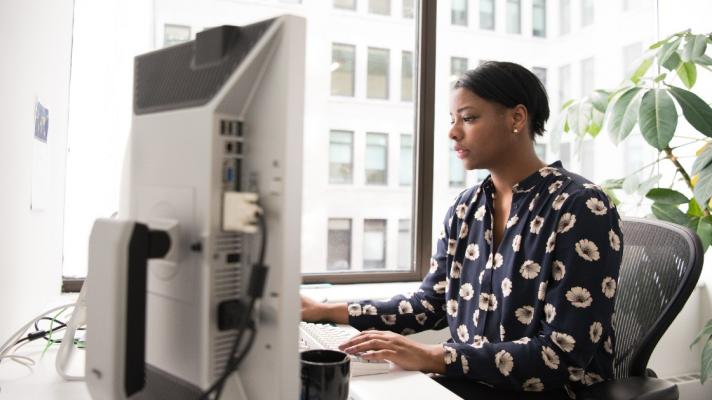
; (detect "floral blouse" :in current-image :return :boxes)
[347,161,623,396]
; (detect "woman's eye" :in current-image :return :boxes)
[463,116,476,122]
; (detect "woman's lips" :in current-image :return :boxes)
[455,147,470,159]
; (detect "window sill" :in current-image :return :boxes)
[301,281,421,303]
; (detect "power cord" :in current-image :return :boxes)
[198,213,269,400]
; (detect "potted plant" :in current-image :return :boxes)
[557,29,712,382]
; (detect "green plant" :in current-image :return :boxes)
[557,30,712,383]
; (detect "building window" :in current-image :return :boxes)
[334,0,356,10]
[479,0,495,30]
[532,0,546,37]
[401,51,413,101]
[450,56,469,85]
[580,57,595,96]
[558,64,571,108]
[452,0,468,26]
[163,24,191,47]
[331,43,355,96]
[532,66,547,87]
[327,219,352,270]
[369,0,391,15]
[581,0,594,26]
[449,148,466,188]
[398,219,412,269]
[367,47,390,99]
[399,134,413,186]
[559,0,570,35]
[402,0,414,18]
[363,219,387,269]
[506,0,521,34]
[366,132,388,185]
[329,130,353,184]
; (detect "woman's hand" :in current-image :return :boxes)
[338,330,446,374]
[300,295,349,324]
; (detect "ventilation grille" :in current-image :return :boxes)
[211,265,241,379]
[215,233,241,254]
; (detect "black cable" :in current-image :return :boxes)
[198,213,268,400]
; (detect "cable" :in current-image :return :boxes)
[198,213,268,400]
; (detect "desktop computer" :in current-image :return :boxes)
[84,15,305,400]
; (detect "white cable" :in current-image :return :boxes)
[0,304,75,363]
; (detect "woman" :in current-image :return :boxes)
[302,61,622,399]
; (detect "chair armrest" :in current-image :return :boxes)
[576,376,678,400]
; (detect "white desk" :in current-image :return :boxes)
[0,345,461,400]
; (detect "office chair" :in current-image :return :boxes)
[577,217,704,400]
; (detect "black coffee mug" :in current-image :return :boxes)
[300,349,350,400]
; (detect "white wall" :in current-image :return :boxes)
[0,0,74,340]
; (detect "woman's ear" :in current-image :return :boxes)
[512,104,528,133]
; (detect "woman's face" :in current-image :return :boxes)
[448,87,517,171]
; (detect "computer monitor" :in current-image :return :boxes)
[85,15,305,400]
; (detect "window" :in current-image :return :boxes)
[506,0,521,34]
[452,0,468,26]
[532,0,546,37]
[327,219,352,270]
[401,51,413,101]
[532,66,547,87]
[581,0,594,26]
[558,64,571,107]
[559,0,570,35]
[449,148,466,188]
[366,133,388,184]
[367,47,390,99]
[363,219,387,269]
[334,0,356,10]
[329,130,353,184]
[331,43,355,96]
[398,219,412,269]
[399,134,413,186]
[479,0,495,30]
[580,57,595,96]
[450,56,469,85]
[369,0,391,15]
[163,24,191,47]
[402,0,414,18]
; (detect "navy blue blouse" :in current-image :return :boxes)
[347,161,623,395]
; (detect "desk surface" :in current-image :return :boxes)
[0,345,461,400]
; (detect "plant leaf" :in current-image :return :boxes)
[682,34,708,61]
[654,72,668,82]
[646,188,689,205]
[694,164,712,206]
[676,61,697,88]
[697,216,712,252]
[561,99,575,111]
[631,57,653,84]
[692,144,712,175]
[697,55,712,66]
[658,37,682,65]
[668,85,712,137]
[587,108,605,137]
[608,87,643,145]
[692,319,712,347]
[662,51,682,71]
[651,203,691,226]
[590,89,611,113]
[688,198,704,217]
[702,336,712,384]
[638,89,678,150]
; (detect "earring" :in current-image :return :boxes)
[513,128,519,134]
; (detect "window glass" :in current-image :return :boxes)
[401,51,413,101]
[581,0,594,26]
[327,219,352,270]
[367,47,390,99]
[532,66,547,87]
[452,0,468,26]
[399,134,413,186]
[450,56,469,85]
[506,0,521,34]
[559,0,570,35]
[402,0,414,18]
[479,0,495,30]
[369,0,391,15]
[580,57,595,96]
[334,0,356,10]
[163,24,191,47]
[366,133,388,184]
[332,43,356,96]
[398,219,412,269]
[363,219,387,269]
[329,130,353,184]
[532,0,546,37]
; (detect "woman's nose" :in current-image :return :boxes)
[448,123,462,141]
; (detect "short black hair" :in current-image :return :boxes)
[453,61,550,140]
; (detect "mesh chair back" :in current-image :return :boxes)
[612,217,703,379]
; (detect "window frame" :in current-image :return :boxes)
[63,1,438,291]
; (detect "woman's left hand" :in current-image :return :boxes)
[338,330,446,374]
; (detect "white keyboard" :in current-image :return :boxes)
[299,322,391,377]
